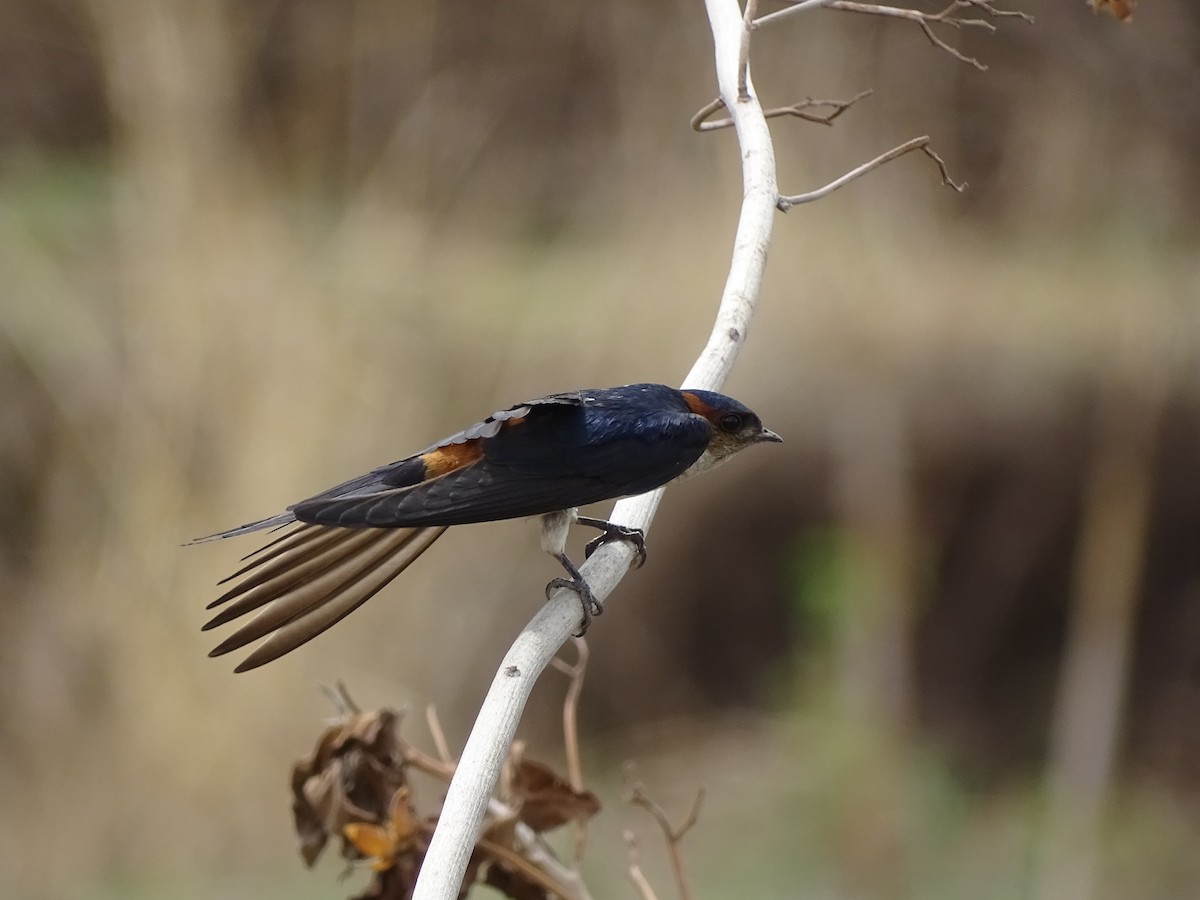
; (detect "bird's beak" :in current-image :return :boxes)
[757,427,783,444]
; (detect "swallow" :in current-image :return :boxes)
[195,383,780,671]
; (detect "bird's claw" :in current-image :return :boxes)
[578,517,647,569]
[545,575,603,636]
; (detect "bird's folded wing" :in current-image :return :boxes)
[418,391,584,452]
[203,522,446,672]
[294,413,712,529]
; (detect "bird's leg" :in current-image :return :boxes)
[577,516,647,569]
[545,552,602,636]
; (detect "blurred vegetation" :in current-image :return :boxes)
[1,0,1198,898]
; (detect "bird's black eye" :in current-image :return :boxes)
[718,413,743,433]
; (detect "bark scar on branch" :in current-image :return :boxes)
[777,135,965,211]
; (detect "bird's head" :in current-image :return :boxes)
[679,389,781,477]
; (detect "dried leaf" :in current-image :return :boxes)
[291,764,330,866]
[289,707,409,866]
[1088,0,1136,21]
[289,697,594,899]
[512,758,601,833]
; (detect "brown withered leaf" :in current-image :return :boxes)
[290,708,408,866]
[289,696,596,899]
[512,758,601,833]
[1088,0,1136,21]
[291,764,333,866]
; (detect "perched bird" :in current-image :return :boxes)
[196,383,780,671]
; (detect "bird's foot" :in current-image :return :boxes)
[547,553,602,636]
[577,516,647,569]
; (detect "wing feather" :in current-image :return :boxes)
[231,526,444,672]
[203,523,447,671]
[210,523,362,597]
[203,527,381,622]
[423,392,583,450]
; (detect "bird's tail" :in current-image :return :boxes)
[187,511,299,544]
[201,523,447,671]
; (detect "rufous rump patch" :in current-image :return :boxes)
[419,440,483,478]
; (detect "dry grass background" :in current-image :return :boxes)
[1,1,1198,898]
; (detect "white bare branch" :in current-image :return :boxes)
[408,0,778,896]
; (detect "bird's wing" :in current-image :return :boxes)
[195,397,590,670]
[194,396,585,670]
[291,402,711,528]
[203,522,447,671]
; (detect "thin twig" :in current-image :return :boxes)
[777,135,964,211]
[756,0,1033,70]
[624,765,706,900]
[550,638,591,866]
[626,781,707,844]
[401,737,456,782]
[754,0,836,28]
[425,704,454,766]
[692,89,871,132]
[918,141,964,192]
[831,1,994,71]
[954,0,1034,22]
[737,0,759,100]
[320,680,361,716]
[475,833,581,900]
[549,638,589,792]
[623,830,660,900]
